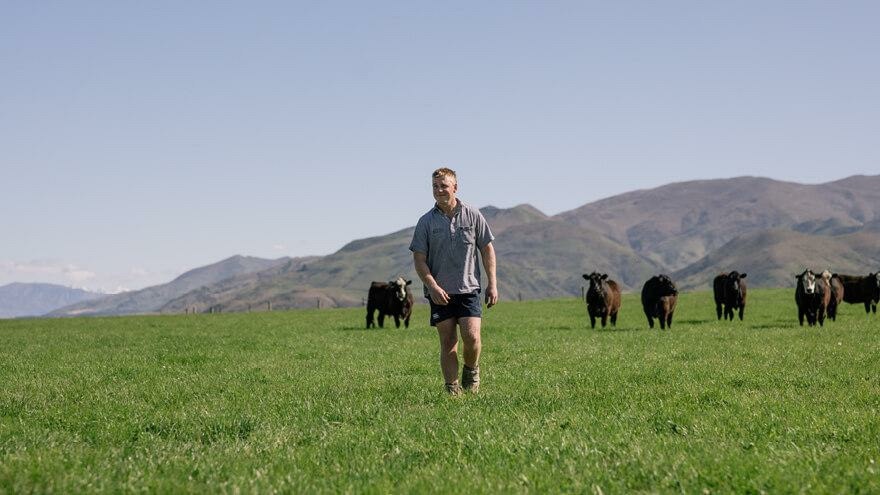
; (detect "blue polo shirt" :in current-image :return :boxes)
[409,200,494,296]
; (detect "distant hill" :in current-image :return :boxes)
[161,227,421,313]
[556,175,880,271]
[48,255,298,316]
[44,174,880,317]
[672,229,880,290]
[160,205,654,312]
[0,283,103,318]
[492,219,660,297]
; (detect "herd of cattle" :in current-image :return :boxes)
[364,272,880,330]
[584,270,880,329]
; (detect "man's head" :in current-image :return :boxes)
[432,167,458,208]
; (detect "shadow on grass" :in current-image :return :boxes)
[590,326,646,333]
[748,322,799,330]
[675,319,714,325]
[336,324,424,332]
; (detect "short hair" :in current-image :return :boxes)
[432,167,457,183]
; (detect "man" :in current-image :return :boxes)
[409,168,498,395]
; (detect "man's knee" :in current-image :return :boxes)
[459,317,482,345]
[437,319,459,350]
[440,334,458,351]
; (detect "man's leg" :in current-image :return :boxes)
[436,318,460,389]
[459,317,481,391]
[458,317,481,368]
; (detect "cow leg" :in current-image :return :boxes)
[589,311,596,329]
[659,313,666,330]
[818,308,826,327]
[394,315,401,328]
[366,307,374,329]
[873,302,877,314]
[610,311,618,327]
[378,313,385,328]
[865,302,872,314]
[666,313,673,329]
[404,316,410,329]
[716,303,722,320]
[798,309,804,326]
[738,305,745,321]
[646,313,654,329]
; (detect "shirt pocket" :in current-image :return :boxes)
[459,225,475,245]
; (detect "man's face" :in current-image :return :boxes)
[432,176,457,205]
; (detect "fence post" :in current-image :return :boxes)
[267,301,271,311]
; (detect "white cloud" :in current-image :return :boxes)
[1,258,192,293]
[0,259,95,286]
[0,259,164,291]
[272,244,287,251]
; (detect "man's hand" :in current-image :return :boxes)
[429,284,450,305]
[485,284,498,308]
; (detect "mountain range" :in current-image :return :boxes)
[46,255,306,317]
[9,174,880,317]
[0,283,103,318]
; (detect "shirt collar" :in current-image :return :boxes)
[433,199,463,216]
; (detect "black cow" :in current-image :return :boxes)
[835,273,880,314]
[713,271,747,321]
[366,277,413,329]
[795,269,830,327]
[641,274,678,330]
[582,272,622,329]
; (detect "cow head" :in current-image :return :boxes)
[584,272,608,293]
[656,274,678,295]
[796,269,816,294]
[873,273,880,298]
[388,277,412,301]
[726,271,746,293]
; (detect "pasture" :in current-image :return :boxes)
[1,289,879,493]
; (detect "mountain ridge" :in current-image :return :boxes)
[17,173,880,317]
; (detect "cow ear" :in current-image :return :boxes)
[406,280,412,285]
[388,280,395,285]
[601,274,608,280]
[582,274,589,280]
[740,273,747,278]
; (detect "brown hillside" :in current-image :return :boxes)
[556,176,880,270]
[672,229,880,291]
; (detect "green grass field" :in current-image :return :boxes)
[2,288,879,493]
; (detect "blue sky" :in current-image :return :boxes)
[2,1,878,291]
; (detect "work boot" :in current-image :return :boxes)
[462,365,480,393]
[445,382,462,396]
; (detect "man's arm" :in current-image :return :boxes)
[480,242,498,308]
[413,251,450,305]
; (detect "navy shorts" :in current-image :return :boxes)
[428,292,482,326]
